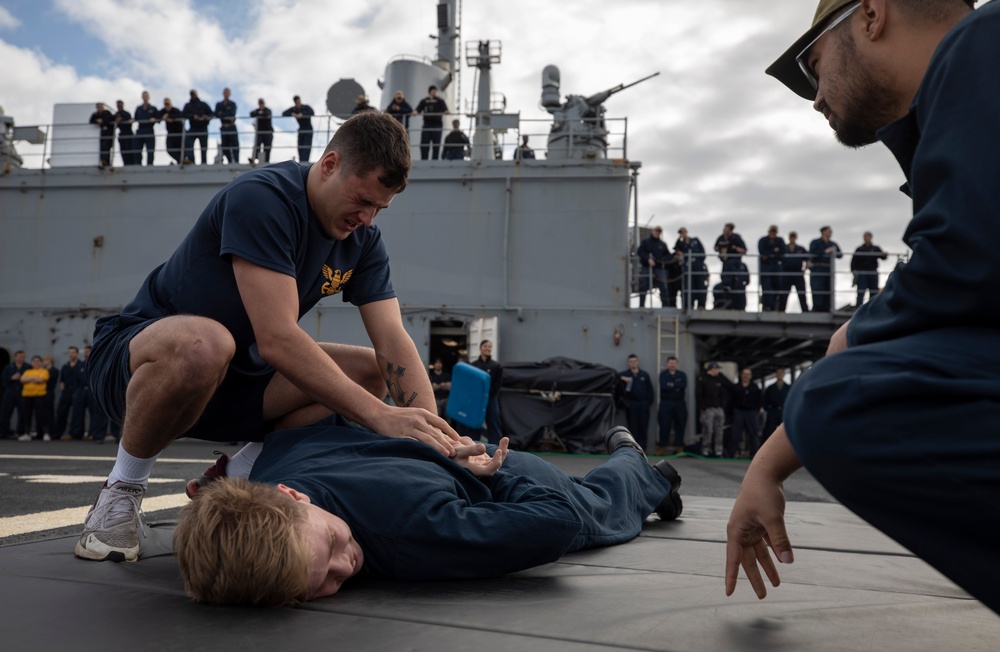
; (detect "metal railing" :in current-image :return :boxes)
[2,114,630,170]
[630,250,909,314]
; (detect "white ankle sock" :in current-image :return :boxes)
[227,442,262,479]
[106,446,158,488]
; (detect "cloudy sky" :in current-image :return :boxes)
[0,0,915,261]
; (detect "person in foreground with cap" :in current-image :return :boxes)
[174,420,682,606]
[724,0,1000,615]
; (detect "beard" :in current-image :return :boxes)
[829,30,900,149]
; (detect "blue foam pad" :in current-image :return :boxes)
[446,362,490,429]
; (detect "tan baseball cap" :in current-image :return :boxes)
[765,0,857,100]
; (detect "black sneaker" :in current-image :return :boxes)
[652,460,683,521]
[604,426,646,457]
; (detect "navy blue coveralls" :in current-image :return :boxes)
[282,104,315,162]
[250,107,273,163]
[761,381,789,442]
[850,243,887,306]
[727,380,761,458]
[714,233,748,310]
[414,95,448,160]
[619,367,653,448]
[783,2,1000,615]
[471,355,504,445]
[159,106,184,164]
[133,102,158,165]
[636,235,671,307]
[757,235,786,311]
[675,237,708,309]
[807,237,842,312]
[55,359,87,438]
[114,110,137,166]
[0,361,30,437]
[657,369,687,449]
[250,420,672,582]
[89,109,115,166]
[779,243,810,312]
[215,99,239,164]
[182,98,213,164]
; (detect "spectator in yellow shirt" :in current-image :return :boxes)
[18,356,50,441]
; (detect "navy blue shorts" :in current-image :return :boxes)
[89,314,275,442]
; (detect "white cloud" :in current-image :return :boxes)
[1,0,917,255]
[0,6,20,30]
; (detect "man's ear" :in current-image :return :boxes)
[320,150,340,178]
[276,484,312,504]
[861,0,888,41]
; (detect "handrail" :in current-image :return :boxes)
[1,114,631,169]
[630,250,909,314]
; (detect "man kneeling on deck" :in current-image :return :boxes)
[174,421,682,606]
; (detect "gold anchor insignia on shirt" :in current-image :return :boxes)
[321,265,353,296]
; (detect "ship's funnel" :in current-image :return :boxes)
[541,65,561,110]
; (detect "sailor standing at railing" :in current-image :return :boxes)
[850,231,887,307]
[808,226,842,312]
[113,100,137,166]
[133,91,158,166]
[215,88,239,165]
[88,102,115,168]
[757,225,787,311]
[636,226,671,308]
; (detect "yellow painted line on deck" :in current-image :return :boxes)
[0,493,190,537]
[16,475,182,485]
[0,454,217,463]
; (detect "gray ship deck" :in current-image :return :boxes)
[1,439,997,651]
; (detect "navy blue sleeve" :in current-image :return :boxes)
[677,371,687,392]
[217,179,304,278]
[340,227,395,306]
[848,8,1000,346]
[390,472,583,581]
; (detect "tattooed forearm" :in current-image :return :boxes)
[384,361,418,407]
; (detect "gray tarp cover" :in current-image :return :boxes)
[499,357,619,453]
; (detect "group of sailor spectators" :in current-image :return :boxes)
[1,347,117,444]
[634,223,889,312]
[88,89,317,168]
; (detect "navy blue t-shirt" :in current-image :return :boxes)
[110,161,395,375]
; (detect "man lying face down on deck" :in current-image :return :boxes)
[173,419,682,606]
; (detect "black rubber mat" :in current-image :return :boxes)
[3,496,997,651]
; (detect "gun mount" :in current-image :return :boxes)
[541,67,659,160]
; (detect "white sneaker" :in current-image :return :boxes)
[16,434,32,442]
[42,434,52,442]
[74,481,145,562]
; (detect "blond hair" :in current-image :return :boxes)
[173,478,312,607]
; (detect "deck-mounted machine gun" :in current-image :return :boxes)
[541,68,659,160]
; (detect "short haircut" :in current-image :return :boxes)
[14,349,24,355]
[322,111,411,193]
[173,478,312,607]
[428,85,437,92]
[628,353,638,360]
[293,95,301,101]
[789,231,798,238]
[480,339,491,348]
[864,231,873,237]
[31,355,42,362]
[667,356,678,362]
[724,223,735,230]
[68,346,79,353]
[896,0,974,24]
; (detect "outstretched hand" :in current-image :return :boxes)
[724,425,801,599]
[455,437,509,478]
